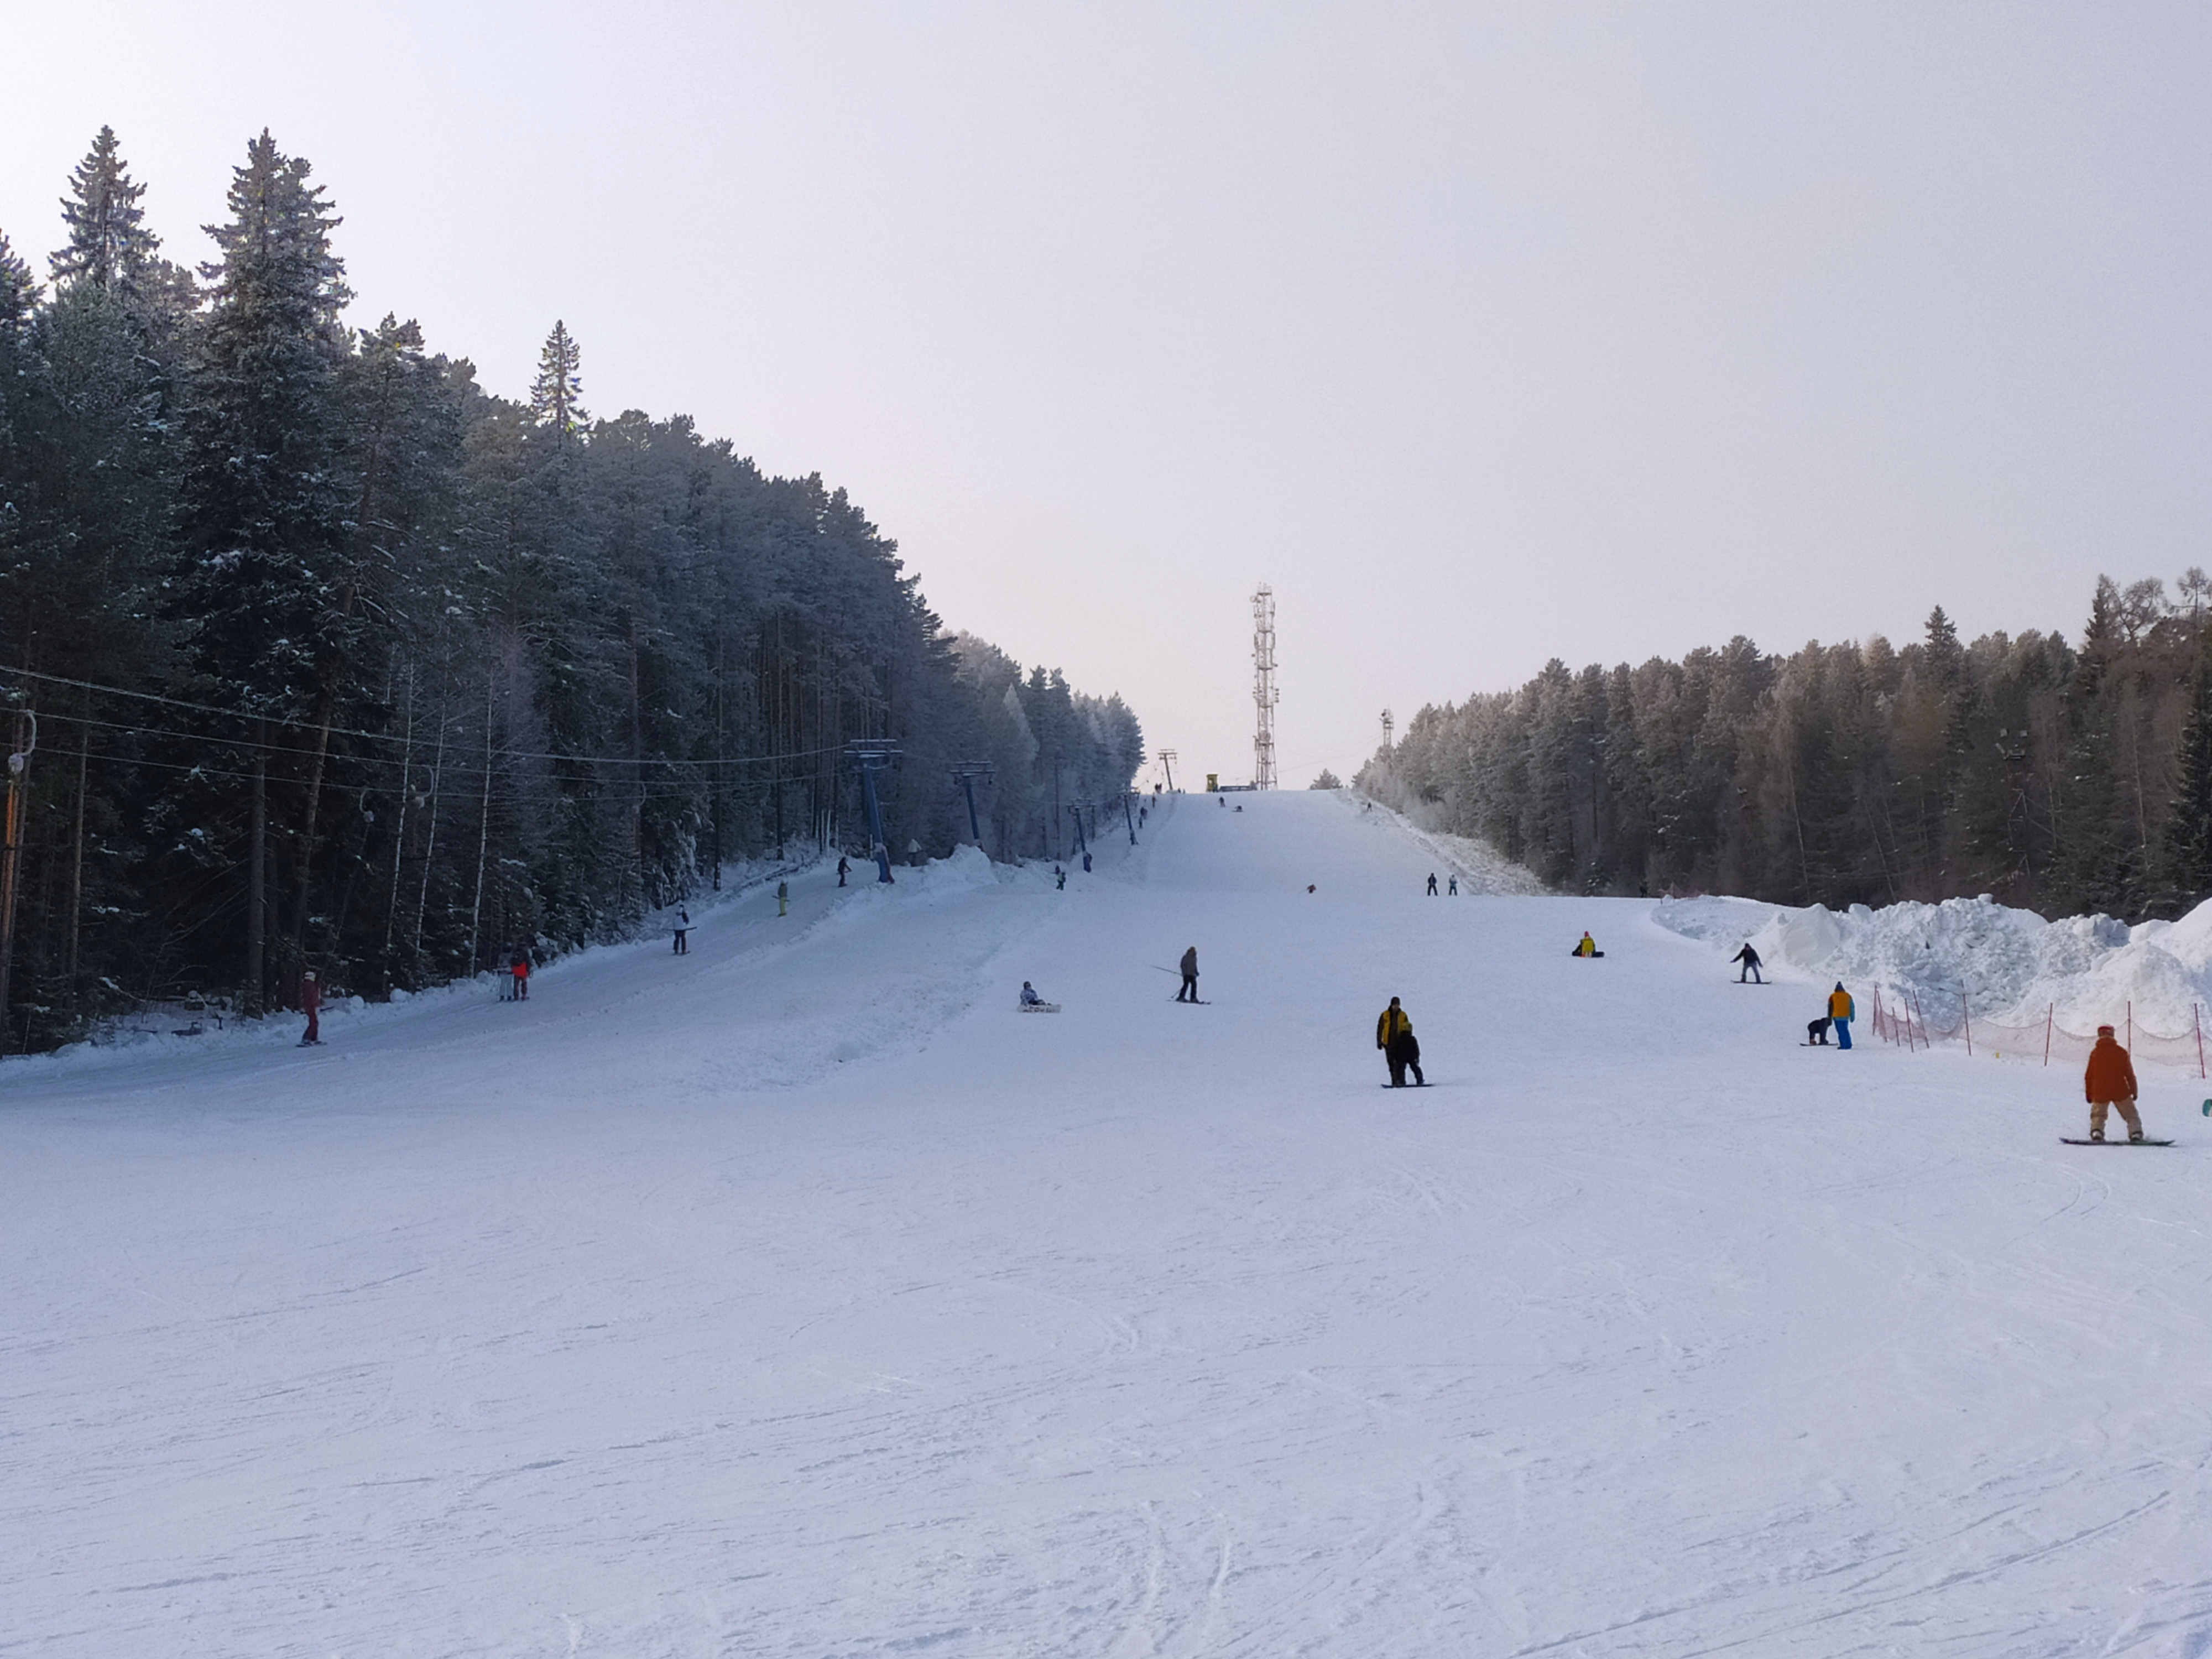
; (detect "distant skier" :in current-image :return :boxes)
[1572,932,1601,958]
[1055,866,1067,890]
[837,856,850,888]
[1732,942,1762,983]
[1177,946,1199,1002]
[299,969,322,1046]
[2084,1024,2144,1142]
[1376,996,1424,1087]
[672,907,690,955]
[1082,850,1093,873]
[1828,982,1854,1048]
[1427,873,1438,896]
[1806,1014,1832,1046]
[1447,875,1458,896]
[510,953,530,1001]
[776,879,789,917]
[907,837,922,868]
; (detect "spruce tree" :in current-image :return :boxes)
[0,229,36,336]
[51,127,162,296]
[2162,649,2212,914]
[529,320,587,440]
[172,131,354,1013]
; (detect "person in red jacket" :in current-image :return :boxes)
[510,952,530,1002]
[300,970,322,1046]
[2084,1024,2142,1142]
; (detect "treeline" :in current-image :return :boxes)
[1358,575,2212,919]
[0,128,1140,1052]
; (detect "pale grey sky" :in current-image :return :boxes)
[8,3,2211,785]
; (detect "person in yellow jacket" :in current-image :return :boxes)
[1376,996,1424,1087]
[1827,982,1855,1049]
[1571,932,1601,958]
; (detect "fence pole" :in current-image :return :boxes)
[2127,999,2132,1054]
[2043,1003,2053,1067]
[2198,1003,2206,1081]
[1962,988,1972,1058]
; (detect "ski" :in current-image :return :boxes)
[2059,1138,2174,1146]
[1380,1082,1431,1089]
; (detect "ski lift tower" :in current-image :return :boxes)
[1251,585,1279,790]
[844,739,901,883]
[1381,709,1394,752]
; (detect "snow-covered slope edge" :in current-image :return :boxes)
[1339,791,1548,896]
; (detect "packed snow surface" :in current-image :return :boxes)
[4,792,2209,1656]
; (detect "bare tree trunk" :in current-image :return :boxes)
[246,727,267,1018]
[66,721,86,994]
[0,714,28,1056]
[466,673,494,975]
[412,712,446,963]
[382,667,414,990]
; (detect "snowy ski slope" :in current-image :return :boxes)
[4,790,2208,1656]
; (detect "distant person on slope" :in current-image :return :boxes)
[837,856,850,888]
[2084,1025,2143,1142]
[1376,997,1423,1087]
[1806,1014,1833,1046]
[1572,932,1601,958]
[673,907,690,955]
[1828,982,1854,1048]
[1020,980,1045,1008]
[1447,875,1458,896]
[1177,946,1200,1002]
[776,879,790,917]
[510,953,530,1001]
[1427,873,1438,896]
[299,969,321,1046]
[1733,942,1762,983]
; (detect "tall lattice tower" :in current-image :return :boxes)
[1251,585,1279,789]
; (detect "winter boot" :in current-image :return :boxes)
[2090,1128,2105,1142]
[2129,1129,2144,1144]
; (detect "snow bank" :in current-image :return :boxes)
[1344,794,1548,896]
[1655,890,2212,1051]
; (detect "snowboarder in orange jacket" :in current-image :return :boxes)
[2084,1025,2143,1143]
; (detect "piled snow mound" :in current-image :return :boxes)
[1655,891,2212,1043]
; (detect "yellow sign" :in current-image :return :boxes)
[1206,773,1219,792]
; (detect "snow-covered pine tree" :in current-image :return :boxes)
[0,228,35,338]
[50,127,162,297]
[530,320,587,441]
[173,131,355,1015]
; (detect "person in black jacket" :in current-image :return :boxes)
[1732,942,1762,983]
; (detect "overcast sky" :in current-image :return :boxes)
[8,2,2211,786]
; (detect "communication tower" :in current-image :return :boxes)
[1381,709,1394,751]
[1251,586,1279,789]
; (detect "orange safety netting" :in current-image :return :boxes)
[1867,986,2209,1074]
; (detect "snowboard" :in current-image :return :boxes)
[1381,1081,1431,1088]
[1170,997,1212,1005]
[1019,1002,1061,1014]
[2059,1138,2174,1146]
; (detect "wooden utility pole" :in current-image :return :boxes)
[246,722,266,1018]
[0,711,34,1054]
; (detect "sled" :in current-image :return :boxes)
[2058,1138,2174,1146]
[1019,1002,1061,1014]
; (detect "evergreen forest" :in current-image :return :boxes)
[1358,578,2212,920]
[0,128,1142,1053]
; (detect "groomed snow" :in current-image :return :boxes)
[4,791,2208,1655]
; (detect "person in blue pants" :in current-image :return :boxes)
[1828,982,1855,1048]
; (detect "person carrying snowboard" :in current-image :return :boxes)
[1376,996,1424,1087]
[1828,982,1854,1047]
[2084,1024,2144,1142]
[673,907,690,954]
[1572,932,1600,958]
[1177,946,1199,1002]
[837,856,850,888]
[1733,942,1762,983]
[300,969,322,1045]
[1427,873,1438,896]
